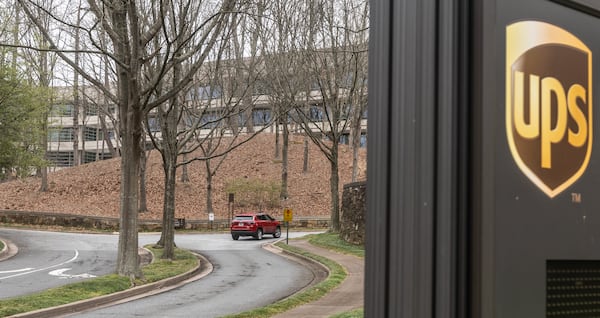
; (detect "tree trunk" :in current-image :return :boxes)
[351,117,362,182]
[156,52,182,260]
[205,159,214,215]
[114,1,141,279]
[39,38,49,191]
[280,122,289,199]
[139,146,148,213]
[99,113,118,158]
[351,136,360,182]
[329,144,340,232]
[102,52,119,159]
[72,8,81,167]
[274,121,280,159]
[158,154,177,260]
[180,152,190,182]
[116,124,142,278]
[39,166,48,192]
[303,135,309,173]
[39,109,49,192]
[155,104,179,260]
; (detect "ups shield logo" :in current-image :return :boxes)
[506,21,592,198]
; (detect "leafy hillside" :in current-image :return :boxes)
[0,133,366,221]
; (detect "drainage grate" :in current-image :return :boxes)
[547,260,600,317]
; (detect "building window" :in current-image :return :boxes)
[97,129,115,141]
[187,85,222,101]
[84,127,97,141]
[147,117,161,132]
[85,104,98,116]
[339,133,367,148]
[309,105,324,122]
[47,151,74,167]
[49,127,74,142]
[200,112,220,128]
[233,112,247,127]
[50,103,74,117]
[84,151,113,163]
[340,134,349,145]
[340,104,352,120]
[252,108,271,126]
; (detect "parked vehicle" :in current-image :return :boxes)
[230,213,281,240]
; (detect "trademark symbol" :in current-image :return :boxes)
[571,193,582,203]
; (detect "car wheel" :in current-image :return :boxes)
[273,226,281,238]
[255,228,263,240]
[232,234,239,240]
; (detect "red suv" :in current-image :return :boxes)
[230,213,281,240]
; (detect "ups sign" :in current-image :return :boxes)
[506,21,592,198]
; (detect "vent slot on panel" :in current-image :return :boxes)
[547,260,600,317]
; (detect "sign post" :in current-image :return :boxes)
[283,208,293,244]
[209,212,214,230]
[228,193,234,220]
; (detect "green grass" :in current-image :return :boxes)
[0,246,198,317]
[306,232,364,258]
[0,240,4,251]
[223,232,366,318]
[140,246,198,283]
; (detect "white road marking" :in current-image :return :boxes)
[0,268,35,274]
[48,268,96,279]
[0,250,79,280]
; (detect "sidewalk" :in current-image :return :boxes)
[273,239,364,318]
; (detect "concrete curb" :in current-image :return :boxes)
[10,252,213,318]
[0,237,18,262]
[262,240,329,294]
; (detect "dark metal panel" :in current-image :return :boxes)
[435,0,469,317]
[551,0,600,17]
[387,0,426,315]
[367,1,470,317]
[365,0,392,316]
[470,0,497,317]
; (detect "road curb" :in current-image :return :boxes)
[0,237,18,262]
[262,240,329,293]
[10,251,213,318]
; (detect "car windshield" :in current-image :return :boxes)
[233,216,253,221]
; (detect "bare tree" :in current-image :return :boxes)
[189,33,270,219]
[345,2,368,182]
[291,0,369,232]
[71,3,82,166]
[18,0,237,276]
[138,0,240,260]
[7,0,62,191]
[259,0,311,200]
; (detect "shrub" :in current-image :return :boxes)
[225,178,281,210]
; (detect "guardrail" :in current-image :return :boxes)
[0,210,329,231]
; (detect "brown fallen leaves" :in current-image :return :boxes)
[0,133,366,221]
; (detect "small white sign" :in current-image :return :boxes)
[209,213,215,221]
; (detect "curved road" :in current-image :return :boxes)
[0,228,316,317]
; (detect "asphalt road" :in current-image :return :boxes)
[0,228,317,317]
[0,228,117,298]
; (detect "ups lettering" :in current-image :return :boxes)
[506,21,592,198]
[513,70,587,169]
